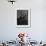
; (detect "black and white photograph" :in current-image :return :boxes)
[17,10,28,25]
[16,8,31,28]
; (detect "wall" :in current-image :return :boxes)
[0,0,46,42]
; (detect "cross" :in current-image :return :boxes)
[8,0,16,4]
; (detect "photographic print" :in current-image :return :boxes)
[17,10,28,25]
[16,8,31,28]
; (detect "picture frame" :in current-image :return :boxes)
[16,8,31,28]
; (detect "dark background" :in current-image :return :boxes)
[17,10,28,25]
